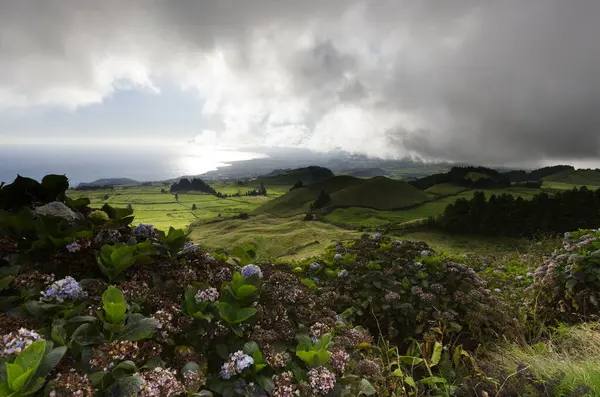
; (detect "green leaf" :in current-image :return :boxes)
[0,383,13,397]
[404,376,417,389]
[256,375,274,394]
[105,375,144,397]
[10,368,33,392]
[358,378,376,396]
[15,340,46,375]
[6,363,24,389]
[102,286,126,325]
[236,285,257,300]
[119,318,159,341]
[314,333,332,350]
[430,342,443,366]
[243,341,260,356]
[36,346,67,378]
[565,279,578,290]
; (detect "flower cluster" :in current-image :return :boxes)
[49,368,94,397]
[0,328,42,357]
[40,276,87,303]
[337,269,348,278]
[265,349,290,369]
[273,371,296,397]
[195,287,219,303]
[90,341,140,371]
[137,367,185,397]
[308,367,336,394]
[179,241,201,256]
[330,349,350,373]
[241,264,263,279]
[370,233,382,239]
[356,359,381,376]
[94,229,121,245]
[12,271,54,290]
[220,351,254,379]
[134,223,155,239]
[334,253,343,260]
[309,322,331,340]
[66,241,81,253]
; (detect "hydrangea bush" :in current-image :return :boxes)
[527,228,600,322]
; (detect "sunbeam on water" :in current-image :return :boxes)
[0,144,268,185]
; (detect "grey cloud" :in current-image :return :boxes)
[1,0,600,165]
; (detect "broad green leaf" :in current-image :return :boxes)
[36,346,67,378]
[119,318,159,341]
[102,286,126,325]
[234,307,256,323]
[256,375,274,394]
[243,341,260,356]
[404,376,417,389]
[236,285,257,300]
[314,333,332,350]
[10,368,33,392]
[6,363,24,388]
[358,378,376,396]
[0,383,13,397]
[430,342,443,366]
[15,340,46,374]
[105,375,144,397]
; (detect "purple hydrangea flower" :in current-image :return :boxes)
[371,233,382,239]
[420,250,432,256]
[220,351,254,379]
[494,288,501,293]
[241,264,263,279]
[310,262,321,270]
[0,328,42,357]
[195,287,219,303]
[41,276,87,303]
[66,241,81,253]
[334,253,342,260]
[134,224,155,239]
[337,269,348,278]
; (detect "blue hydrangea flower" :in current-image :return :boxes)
[40,276,87,303]
[371,233,382,239]
[334,254,342,260]
[241,264,263,279]
[420,250,432,256]
[0,328,42,357]
[494,288,501,293]
[134,223,155,239]
[310,262,321,270]
[564,232,571,239]
[337,269,348,278]
[65,241,81,253]
[220,351,253,379]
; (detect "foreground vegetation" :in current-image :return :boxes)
[3,174,600,396]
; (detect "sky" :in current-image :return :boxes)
[1,0,600,167]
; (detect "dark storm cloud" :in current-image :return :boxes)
[1,0,600,164]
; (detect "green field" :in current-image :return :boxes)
[189,214,360,261]
[256,175,430,217]
[69,183,290,230]
[325,186,541,228]
[543,169,600,186]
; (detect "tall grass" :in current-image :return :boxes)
[480,323,600,395]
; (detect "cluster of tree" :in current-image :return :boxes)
[215,182,267,199]
[310,190,331,210]
[170,178,216,194]
[432,187,600,237]
[503,165,574,183]
[411,166,510,190]
[290,181,304,191]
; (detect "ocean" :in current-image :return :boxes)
[0,144,267,185]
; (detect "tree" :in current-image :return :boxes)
[311,190,331,210]
[258,181,267,196]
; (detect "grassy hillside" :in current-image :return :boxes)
[257,165,334,185]
[329,176,430,210]
[256,175,430,217]
[425,183,469,196]
[543,169,600,187]
[189,214,360,260]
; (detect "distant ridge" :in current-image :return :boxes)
[257,166,334,185]
[77,177,139,188]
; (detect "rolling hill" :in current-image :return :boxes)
[255,175,430,217]
[257,165,334,185]
[77,177,139,188]
[542,168,600,187]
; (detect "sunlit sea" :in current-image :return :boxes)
[0,144,267,185]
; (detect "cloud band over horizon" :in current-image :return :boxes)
[1,0,600,166]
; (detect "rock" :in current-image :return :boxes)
[34,201,82,221]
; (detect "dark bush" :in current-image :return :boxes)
[304,213,314,221]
